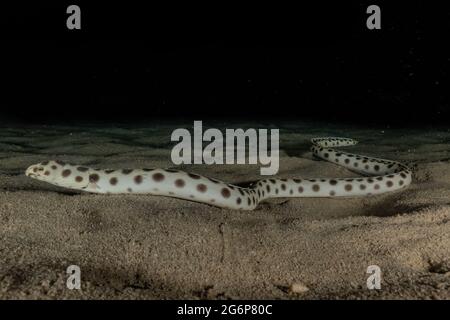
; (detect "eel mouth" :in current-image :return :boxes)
[26,173,37,178]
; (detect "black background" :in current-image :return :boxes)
[1,1,449,126]
[0,299,435,319]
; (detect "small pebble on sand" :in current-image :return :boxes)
[290,282,309,294]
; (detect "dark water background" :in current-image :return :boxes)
[1,2,449,127]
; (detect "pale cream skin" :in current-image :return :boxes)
[25,137,412,210]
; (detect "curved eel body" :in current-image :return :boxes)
[25,137,412,210]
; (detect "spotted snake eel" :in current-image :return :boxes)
[25,137,412,210]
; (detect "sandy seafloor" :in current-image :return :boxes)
[0,120,449,299]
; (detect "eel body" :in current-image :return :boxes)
[25,137,412,210]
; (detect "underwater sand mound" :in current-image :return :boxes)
[0,123,449,299]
